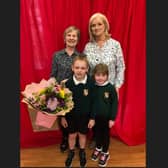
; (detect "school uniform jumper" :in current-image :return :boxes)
[92,82,118,152]
[65,75,95,134]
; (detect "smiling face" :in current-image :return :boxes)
[90,17,106,38]
[88,13,110,42]
[94,73,108,85]
[72,60,89,81]
[64,30,79,48]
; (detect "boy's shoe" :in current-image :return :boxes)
[79,149,86,167]
[60,137,68,152]
[91,147,102,161]
[98,152,110,167]
[65,150,75,167]
[88,139,96,149]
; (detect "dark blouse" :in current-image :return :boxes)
[50,49,80,83]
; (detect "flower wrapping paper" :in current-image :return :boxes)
[21,78,74,130]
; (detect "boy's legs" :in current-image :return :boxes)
[78,133,87,167]
[65,133,77,167]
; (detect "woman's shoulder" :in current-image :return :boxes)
[84,41,95,48]
[53,49,65,56]
[108,38,121,46]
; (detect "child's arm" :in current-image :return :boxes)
[109,120,115,128]
[88,119,95,129]
[110,85,118,121]
[61,117,68,128]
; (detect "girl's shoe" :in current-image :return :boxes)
[98,152,110,167]
[91,147,102,161]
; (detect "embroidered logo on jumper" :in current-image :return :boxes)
[104,92,109,98]
[83,89,88,96]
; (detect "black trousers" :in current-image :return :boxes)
[94,116,110,153]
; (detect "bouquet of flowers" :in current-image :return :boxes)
[21,77,74,128]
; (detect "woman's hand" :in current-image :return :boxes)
[61,79,68,83]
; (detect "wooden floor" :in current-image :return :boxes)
[20,137,146,167]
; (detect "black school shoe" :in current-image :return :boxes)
[60,138,68,152]
[65,150,75,168]
[79,149,86,167]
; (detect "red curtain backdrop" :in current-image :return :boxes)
[20,0,146,148]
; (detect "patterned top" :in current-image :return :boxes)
[83,38,125,88]
[50,49,80,83]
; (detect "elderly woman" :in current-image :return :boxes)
[51,25,80,152]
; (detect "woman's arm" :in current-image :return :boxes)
[114,42,126,89]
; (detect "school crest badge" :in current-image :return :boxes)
[83,89,88,96]
[104,92,109,98]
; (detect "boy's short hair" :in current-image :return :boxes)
[72,54,89,67]
[92,63,109,76]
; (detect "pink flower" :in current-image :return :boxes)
[47,97,58,111]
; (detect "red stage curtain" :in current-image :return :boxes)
[20,0,146,148]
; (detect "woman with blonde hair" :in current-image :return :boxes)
[83,12,125,153]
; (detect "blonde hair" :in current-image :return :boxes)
[88,13,111,42]
[63,26,80,41]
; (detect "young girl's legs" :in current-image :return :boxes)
[98,123,110,167]
[91,117,110,167]
[91,120,103,161]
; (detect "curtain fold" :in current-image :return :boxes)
[20,0,146,147]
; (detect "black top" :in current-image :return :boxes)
[65,75,95,119]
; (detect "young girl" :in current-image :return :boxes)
[91,63,118,167]
[61,55,95,168]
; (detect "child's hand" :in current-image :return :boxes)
[88,119,95,129]
[61,117,68,128]
[61,79,68,83]
[109,120,115,128]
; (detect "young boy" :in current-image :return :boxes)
[90,63,118,167]
[61,55,95,168]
